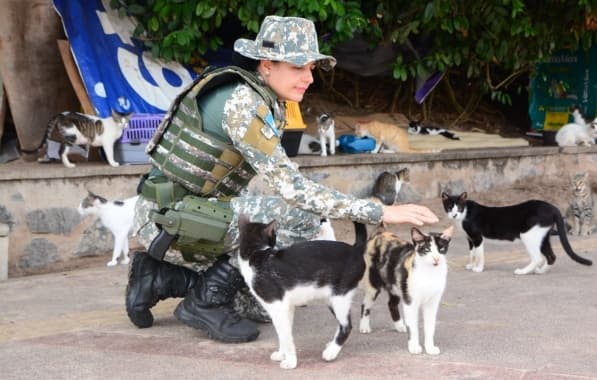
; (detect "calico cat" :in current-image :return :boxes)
[78,191,139,266]
[372,168,410,205]
[354,120,438,154]
[316,113,336,156]
[441,191,593,274]
[25,110,132,168]
[359,225,454,355]
[237,216,367,369]
[407,120,460,140]
[555,107,597,147]
[566,172,594,236]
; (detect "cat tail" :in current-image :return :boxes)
[20,114,57,154]
[440,131,460,140]
[554,210,593,266]
[352,222,368,252]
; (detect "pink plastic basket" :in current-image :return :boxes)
[118,114,164,144]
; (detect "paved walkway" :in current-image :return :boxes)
[1,231,596,380]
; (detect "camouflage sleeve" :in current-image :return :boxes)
[222,84,383,224]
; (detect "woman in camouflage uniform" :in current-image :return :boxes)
[126,15,439,344]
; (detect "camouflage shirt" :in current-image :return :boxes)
[223,79,384,225]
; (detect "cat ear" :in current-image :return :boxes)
[459,192,468,202]
[441,192,449,201]
[441,225,454,240]
[264,220,276,239]
[411,227,426,243]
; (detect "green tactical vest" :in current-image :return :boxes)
[146,66,281,197]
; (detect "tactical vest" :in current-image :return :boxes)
[146,66,281,197]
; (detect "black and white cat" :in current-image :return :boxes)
[408,120,460,140]
[441,192,593,274]
[372,168,410,205]
[359,225,454,355]
[24,110,131,168]
[78,191,138,266]
[316,113,336,156]
[237,216,367,369]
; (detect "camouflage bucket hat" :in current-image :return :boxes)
[234,16,337,71]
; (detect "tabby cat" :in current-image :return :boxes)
[354,120,438,154]
[25,110,131,168]
[237,216,367,369]
[442,191,593,274]
[372,168,410,205]
[566,172,594,236]
[359,225,454,355]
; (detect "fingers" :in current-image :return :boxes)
[382,204,439,226]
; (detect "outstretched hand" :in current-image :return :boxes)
[381,204,439,226]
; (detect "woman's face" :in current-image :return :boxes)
[259,60,315,102]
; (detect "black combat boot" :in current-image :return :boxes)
[174,255,260,343]
[126,252,198,328]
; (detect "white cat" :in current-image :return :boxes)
[316,113,336,156]
[313,218,337,241]
[78,191,138,266]
[555,108,597,147]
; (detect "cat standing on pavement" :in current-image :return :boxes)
[359,225,454,355]
[316,113,336,156]
[566,172,594,236]
[555,107,597,147]
[441,191,593,274]
[372,168,410,205]
[24,110,131,168]
[237,216,367,369]
[354,120,438,154]
[78,191,139,266]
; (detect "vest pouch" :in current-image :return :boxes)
[150,195,232,261]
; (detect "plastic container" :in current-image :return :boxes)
[114,114,164,164]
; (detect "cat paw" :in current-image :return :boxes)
[121,257,130,265]
[109,162,120,167]
[270,351,284,361]
[359,319,371,334]
[471,266,484,273]
[408,341,423,354]
[394,320,407,333]
[465,263,473,270]
[425,345,440,355]
[106,260,118,267]
[322,342,341,362]
[514,268,529,275]
[280,355,297,369]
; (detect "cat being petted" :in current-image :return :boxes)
[27,110,131,168]
[359,225,454,355]
[354,120,438,154]
[442,192,592,274]
[237,216,367,369]
[78,191,139,266]
[372,168,410,205]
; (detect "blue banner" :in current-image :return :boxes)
[53,0,197,117]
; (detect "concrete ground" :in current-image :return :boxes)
[1,228,596,380]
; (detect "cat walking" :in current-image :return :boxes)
[78,191,138,266]
[237,217,367,369]
[441,192,593,274]
[24,110,131,168]
[359,225,454,355]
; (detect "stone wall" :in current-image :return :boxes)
[1,145,596,277]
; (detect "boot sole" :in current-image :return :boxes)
[174,302,260,343]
